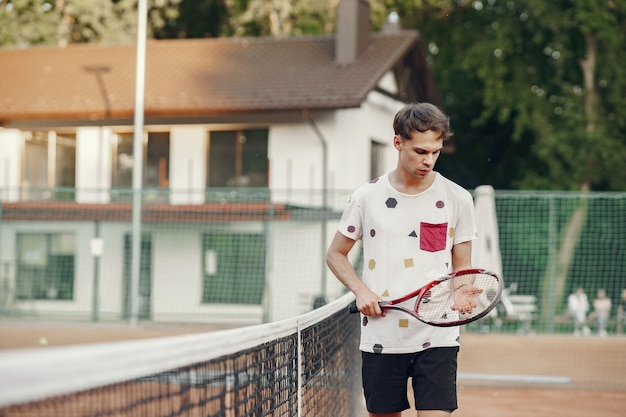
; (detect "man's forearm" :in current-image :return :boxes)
[326,253,366,295]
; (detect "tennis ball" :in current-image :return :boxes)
[38,337,48,346]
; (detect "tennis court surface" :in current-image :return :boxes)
[436,332,625,417]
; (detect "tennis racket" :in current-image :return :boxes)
[348,268,502,327]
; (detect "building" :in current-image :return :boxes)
[0,0,442,323]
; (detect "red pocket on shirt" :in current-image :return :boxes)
[420,222,448,252]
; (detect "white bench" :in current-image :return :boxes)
[489,284,538,334]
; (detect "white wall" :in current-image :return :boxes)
[267,87,404,207]
[0,129,24,202]
[261,221,342,320]
[75,127,113,203]
[169,126,206,205]
[268,120,327,207]
[94,223,126,316]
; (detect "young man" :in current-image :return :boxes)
[326,102,477,417]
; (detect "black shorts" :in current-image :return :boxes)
[361,347,459,414]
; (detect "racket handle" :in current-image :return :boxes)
[348,301,359,314]
[348,301,384,314]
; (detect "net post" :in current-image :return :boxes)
[296,321,303,417]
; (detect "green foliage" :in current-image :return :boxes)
[0,0,182,46]
[163,0,231,38]
[570,197,626,295]
[397,0,626,191]
[496,193,626,318]
[0,0,59,46]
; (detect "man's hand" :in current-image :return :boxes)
[356,290,385,317]
[451,285,483,314]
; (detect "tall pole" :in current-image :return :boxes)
[304,110,328,307]
[130,0,148,325]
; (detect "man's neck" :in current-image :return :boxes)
[389,169,436,195]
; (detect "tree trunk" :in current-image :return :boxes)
[539,198,588,329]
[580,33,599,189]
[539,33,598,330]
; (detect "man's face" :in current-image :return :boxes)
[394,129,443,181]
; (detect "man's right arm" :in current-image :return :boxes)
[326,231,383,316]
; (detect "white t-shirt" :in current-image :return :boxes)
[338,172,477,354]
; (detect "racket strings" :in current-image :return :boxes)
[417,273,500,325]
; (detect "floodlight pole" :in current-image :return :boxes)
[130,0,148,325]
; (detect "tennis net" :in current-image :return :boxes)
[0,293,362,417]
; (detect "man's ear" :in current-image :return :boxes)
[393,135,402,150]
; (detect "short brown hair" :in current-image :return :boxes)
[393,102,453,141]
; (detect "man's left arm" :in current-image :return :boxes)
[451,240,472,272]
[449,241,481,314]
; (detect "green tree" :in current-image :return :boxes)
[0,0,182,47]
[155,0,231,38]
[393,0,626,191]
[226,0,339,36]
[0,0,59,46]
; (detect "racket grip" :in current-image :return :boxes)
[348,301,384,314]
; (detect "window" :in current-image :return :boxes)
[55,134,77,187]
[145,132,170,188]
[112,133,134,188]
[23,132,47,189]
[22,131,76,199]
[16,233,75,300]
[207,129,268,187]
[112,132,170,188]
[202,232,266,304]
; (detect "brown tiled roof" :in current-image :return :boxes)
[1,202,292,223]
[0,31,428,124]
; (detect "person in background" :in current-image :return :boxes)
[615,288,626,335]
[591,289,611,337]
[567,287,590,336]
